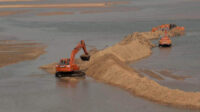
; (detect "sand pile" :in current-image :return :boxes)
[85,33,153,63]
[40,27,200,109]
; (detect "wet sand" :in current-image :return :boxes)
[137,69,190,81]
[0,3,109,8]
[0,0,37,2]
[0,1,131,9]
[139,69,164,80]
[0,10,30,16]
[0,40,45,68]
[159,70,190,80]
[80,7,139,14]
[37,12,74,16]
[40,62,56,74]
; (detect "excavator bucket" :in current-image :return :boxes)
[80,54,90,61]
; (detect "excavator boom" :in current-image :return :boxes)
[69,40,90,65]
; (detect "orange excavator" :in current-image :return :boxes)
[55,40,90,78]
[159,30,172,47]
[152,24,178,32]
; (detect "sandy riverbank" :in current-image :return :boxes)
[0,40,45,68]
[40,27,200,109]
[0,1,129,8]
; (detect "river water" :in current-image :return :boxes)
[0,0,200,112]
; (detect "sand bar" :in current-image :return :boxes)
[0,40,45,68]
[0,3,108,8]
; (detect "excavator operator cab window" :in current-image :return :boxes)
[60,60,66,65]
[60,59,70,65]
[66,59,70,65]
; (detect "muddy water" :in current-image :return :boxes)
[0,0,200,112]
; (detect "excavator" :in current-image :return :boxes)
[152,24,178,32]
[55,40,90,78]
[159,29,172,47]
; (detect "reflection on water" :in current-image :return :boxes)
[158,47,172,56]
[56,77,86,88]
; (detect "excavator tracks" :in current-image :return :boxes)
[55,71,85,78]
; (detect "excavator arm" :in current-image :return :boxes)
[69,40,90,65]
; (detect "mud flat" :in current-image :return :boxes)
[40,27,200,109]
[0,0,37,2]
[139,69,164,80]
[159,70,190,80]
[80,7,139,14]
[0,3,107,8]
[0,1,130,8]
[0,10,30,16]
[0,2,110,9]
[37,12,74,16]
[0,40,45,68]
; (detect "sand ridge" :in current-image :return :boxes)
[80,29,200,109]
[39,27,200,109]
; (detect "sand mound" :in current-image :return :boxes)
[40,27,200,109]
[90,33,152,62]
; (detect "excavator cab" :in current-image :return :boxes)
[59,59,70,65]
